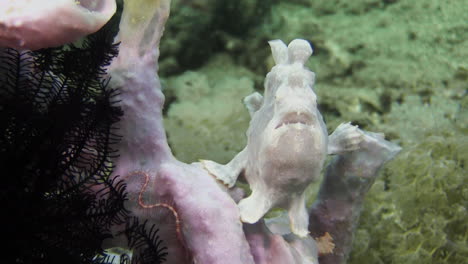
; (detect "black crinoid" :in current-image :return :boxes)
[0,9,167,264]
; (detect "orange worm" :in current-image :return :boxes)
[127,170,187,255]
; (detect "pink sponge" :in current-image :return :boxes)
[0,0,116,50]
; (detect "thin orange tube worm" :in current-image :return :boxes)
[127,170,190,261]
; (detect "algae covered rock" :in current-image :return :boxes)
[159,0,277,75]
[347,92,467,263]
[350,133,467,263]
[163,56,255,163]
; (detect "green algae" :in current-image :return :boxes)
[163,55,255,163]
[351,134,467,263]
